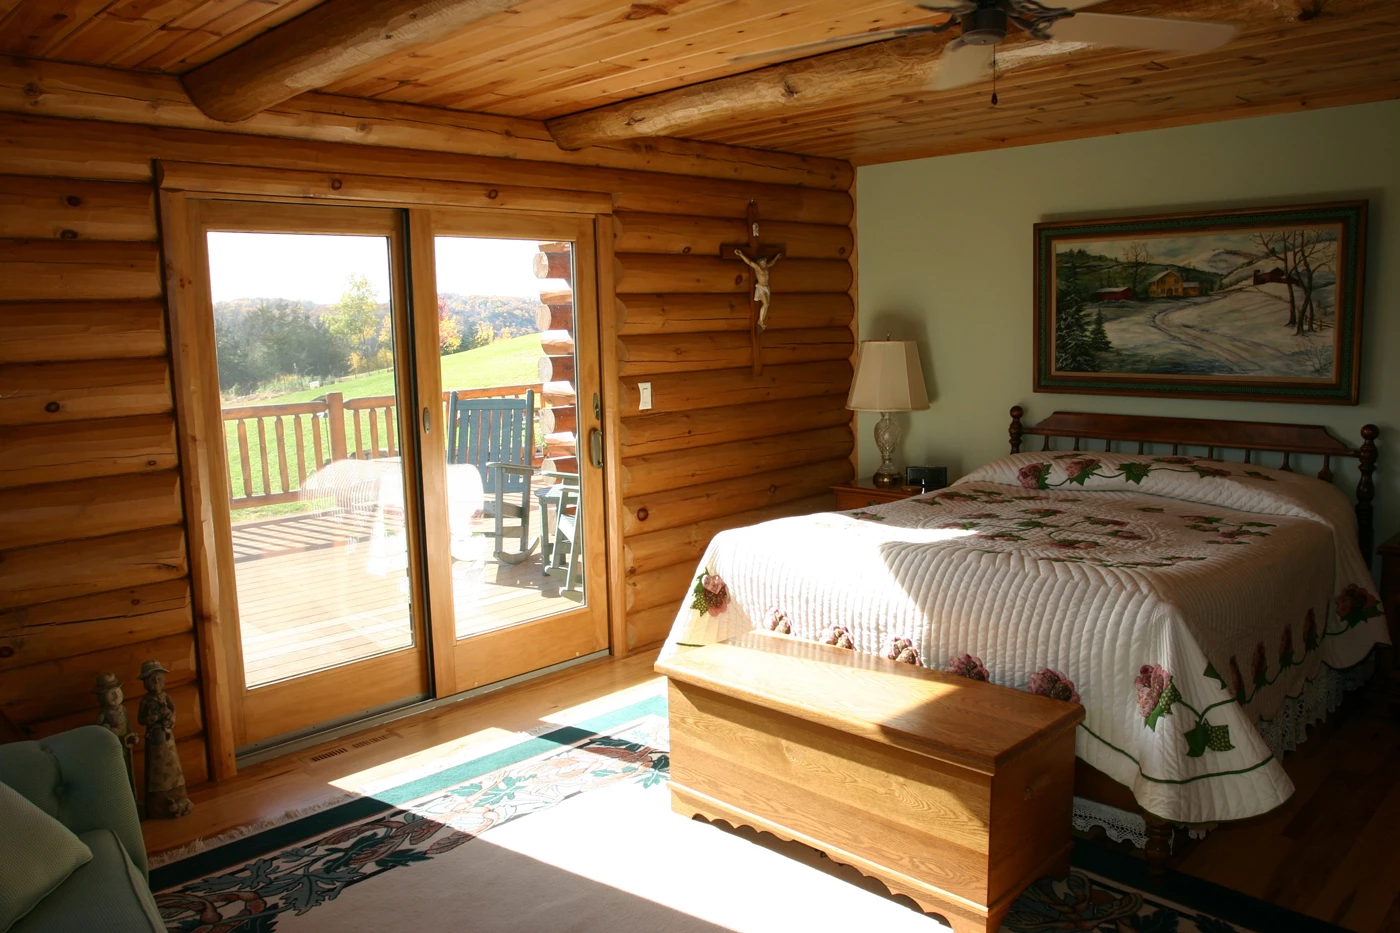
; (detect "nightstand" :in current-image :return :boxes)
[832,479,924,511]
[1379,533,1400,677]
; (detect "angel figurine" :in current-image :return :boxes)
[733,249,782,331]
[95,672,139,791]
[138,660,193,818]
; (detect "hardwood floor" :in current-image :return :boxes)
[145,654,1399,932]
[141,648,664,859]
[1176,686,1400,933]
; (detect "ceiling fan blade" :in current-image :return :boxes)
[1045,12,1237,53]
[931,40,995,90]
[728,24,948,64]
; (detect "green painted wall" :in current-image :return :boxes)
[856,99,1400,559]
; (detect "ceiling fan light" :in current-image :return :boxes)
[961,6,1009,45]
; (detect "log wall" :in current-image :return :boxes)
[0,110,854,776]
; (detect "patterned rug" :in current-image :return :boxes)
[152,696,1346,933]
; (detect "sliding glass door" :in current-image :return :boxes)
[199,202,430,750]
[190,201,610,752]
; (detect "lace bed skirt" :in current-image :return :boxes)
[1072,660,1372,848]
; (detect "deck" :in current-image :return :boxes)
[232,501,581,688]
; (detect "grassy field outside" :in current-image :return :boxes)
[224,333,543,519]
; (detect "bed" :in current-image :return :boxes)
[660,408,1386,871]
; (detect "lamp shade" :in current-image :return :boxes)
[846,340,929,412]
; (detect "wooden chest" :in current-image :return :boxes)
[656,632,1084,933]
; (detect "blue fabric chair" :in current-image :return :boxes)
[446,390,537,562]
[0,726,164,933]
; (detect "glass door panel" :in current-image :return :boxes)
[433,237,588,639]
[199,202,429,749]
[416,211,610,694]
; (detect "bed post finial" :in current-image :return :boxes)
[1010,406,1024,454]
[1357,424,1378,559]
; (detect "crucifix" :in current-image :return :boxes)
[721,200,783,375]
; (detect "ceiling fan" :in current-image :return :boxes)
[731,0,1238,93]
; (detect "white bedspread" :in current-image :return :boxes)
[660,452,1389,824]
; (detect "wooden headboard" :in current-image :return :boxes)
[1007,407,1380,558]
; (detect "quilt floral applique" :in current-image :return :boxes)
[689,571,729,616]
[1134,664,1233,758]
[1015,454,1279,491]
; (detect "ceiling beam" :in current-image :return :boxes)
[182,0,522,123]
[546,0,1291,150]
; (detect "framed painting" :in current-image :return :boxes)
[1033,201,1367,404]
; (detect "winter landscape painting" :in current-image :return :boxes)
[1034,202,1367,403]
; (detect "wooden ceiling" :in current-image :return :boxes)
[3,0,1399,165]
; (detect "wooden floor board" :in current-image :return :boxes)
[229,507,585,685]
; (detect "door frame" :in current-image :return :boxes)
[158,163,620,779]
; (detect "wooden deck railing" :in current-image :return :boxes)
[222,384,541,510]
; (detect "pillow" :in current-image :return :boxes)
[0,781,93,932]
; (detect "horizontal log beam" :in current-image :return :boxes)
[0,470,183,550]
[614,254,852,295]
[613,212,852,260]
[0,238,161,301]
[617,293,853,336]
[0,415,178,490]
[0,300,167,363]
[622,457,854,537]
[619,425,852,498]
[619,360,852,417]
[0,630,196,726]
[0,58,852,190]
[546,0,1283,149]
[624,493,833,577]
[625,562,696,614]
[0,176,155,241]
[617,327,853,376]
[0,359,172,426]
[0,112,851,223]
[157,162,612,214]
[181,0,523,123]
[619,396,851,459]
[538,354,574,385]
[0,580,193,674]
[539,405,576,436]
[0,525,188,610]
[627,603,681,653]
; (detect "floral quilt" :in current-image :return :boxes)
[661,453,1388,825]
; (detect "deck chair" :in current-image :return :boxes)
[446,389,537,563]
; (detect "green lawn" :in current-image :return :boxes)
[224,333,543,519]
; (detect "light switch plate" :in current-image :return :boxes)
[639,382,653,410]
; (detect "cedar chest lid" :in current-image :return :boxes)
[656,632,1084,775]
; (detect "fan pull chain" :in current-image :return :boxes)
[991,46,999,105]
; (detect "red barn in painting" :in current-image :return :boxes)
[1254,266,1301,286]
[1094,286,1134,301]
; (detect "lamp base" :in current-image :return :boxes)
[871,469,903,489]
[871,410,903,490]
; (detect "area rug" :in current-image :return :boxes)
[152,696,1348,933]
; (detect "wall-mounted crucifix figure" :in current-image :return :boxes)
[721,200,784,375]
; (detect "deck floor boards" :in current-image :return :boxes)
[231,504,584,687]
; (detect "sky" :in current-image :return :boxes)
[206,233,561,304]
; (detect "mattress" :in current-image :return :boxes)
[660,451,1389,824]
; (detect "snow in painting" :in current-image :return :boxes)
[1052,225,1340,380]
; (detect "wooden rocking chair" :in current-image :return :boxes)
[446,390,537,563]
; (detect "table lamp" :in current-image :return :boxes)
[846,338,930,488]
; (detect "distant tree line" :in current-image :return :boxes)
[214,275,545,397]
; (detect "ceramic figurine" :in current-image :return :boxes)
[94,672,139,791]
[138,660,193,818]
